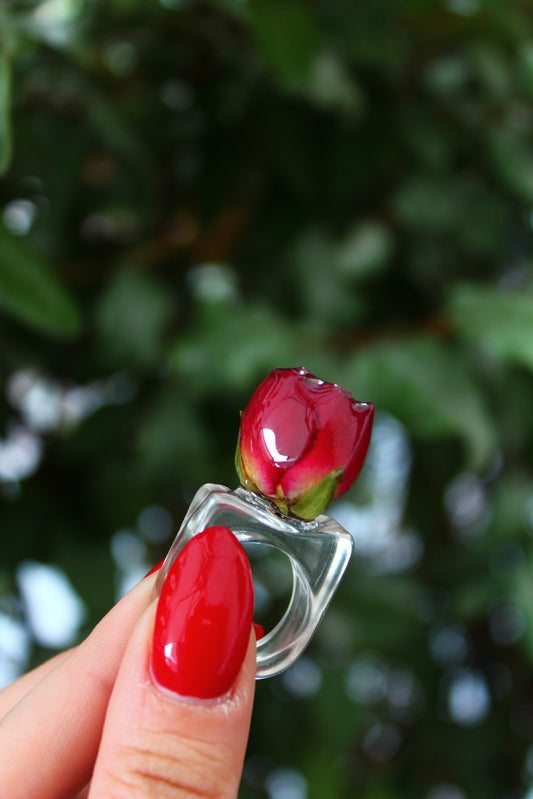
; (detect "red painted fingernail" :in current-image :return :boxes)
[151,526,254,699]
[253,623,265,640]
[144,559,164,578]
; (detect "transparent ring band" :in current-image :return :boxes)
[155,484,354,679]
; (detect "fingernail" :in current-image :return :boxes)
[151,526,254,700]
[144,559,164,579]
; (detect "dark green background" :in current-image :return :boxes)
[2,1,533,797]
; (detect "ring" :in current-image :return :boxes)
[155,483,354,679]
[156,367,374,679]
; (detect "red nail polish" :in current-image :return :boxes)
[253,623,265,640]
[151,526,254,699]
[144,559,164,578]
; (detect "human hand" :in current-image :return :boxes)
[0,526,256,799]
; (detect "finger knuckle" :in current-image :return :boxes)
[102,729,235,799]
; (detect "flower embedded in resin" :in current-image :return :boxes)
[235,367,374,520]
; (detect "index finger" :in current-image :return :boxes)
[0,574,155,799]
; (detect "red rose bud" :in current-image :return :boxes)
[235,367,374,520]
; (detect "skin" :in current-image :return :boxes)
[0,573,256,799]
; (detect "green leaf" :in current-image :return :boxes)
[512,554,533,662]
[448,283,533,372]
[93,268,175,369]
[171,303,304,394]
[469,43,510,102]
[399,107,452,172]
[336,221,394,280]
[423,54,470,97]
[87,90,154,176]
[0,49,11,176]
[0,228,82,337]
[249,0,321,89]
[137,386,211,484]
[343,336,496,469]
[290,230,365,327]
[488,128,533,203]
[392,175,462,233]
[486,473,533,544]
[393,174,506,255]
[305,52,365,115]
[518,41,533,98]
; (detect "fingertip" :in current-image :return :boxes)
[253,622,265,641]
[143,559,164,579]
[88,601,256,799]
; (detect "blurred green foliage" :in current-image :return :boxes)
[2,0,533,797]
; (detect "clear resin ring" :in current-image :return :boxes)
[155,483,354,679]
[155,367,374,679]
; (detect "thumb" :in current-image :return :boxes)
[89,526,256,799]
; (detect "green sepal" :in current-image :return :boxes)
[270,495,290,516]
[235,426,342,520]
[235,427,290,513]
[234,427,246,486]
[290,467,343,520]
[234,427,262,496]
